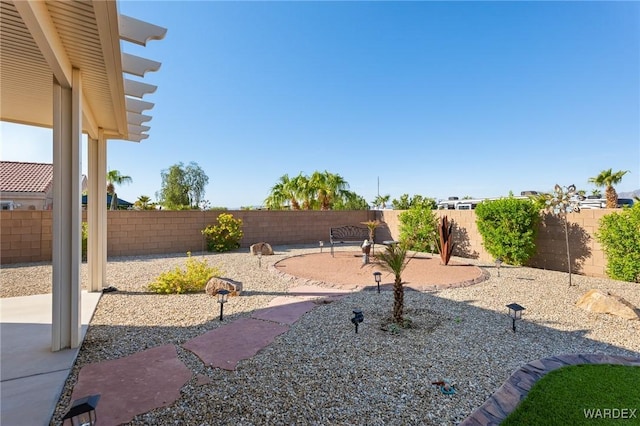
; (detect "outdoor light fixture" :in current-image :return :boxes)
[373,272,382,294]
[430,242,435,256]
[319,241,324,253]
[257,251,262,268]
[351,308,364,333]
[61,394,100,426]
[495,258,503,277]
[217,289,230,321]
[506,303,525,332]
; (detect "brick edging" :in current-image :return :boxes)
[460,354,640,425]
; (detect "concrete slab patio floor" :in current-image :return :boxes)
[0,292,101,426]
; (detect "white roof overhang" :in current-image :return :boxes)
[0,0,166,142]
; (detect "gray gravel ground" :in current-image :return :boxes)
[2,245,639,425]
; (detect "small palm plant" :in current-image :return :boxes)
[361,220,382,243]
[375,242,411,324]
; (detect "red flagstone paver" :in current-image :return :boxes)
[182,318,289,370]
[251,296,318,325]
[71,345,191,426]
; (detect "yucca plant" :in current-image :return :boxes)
[375,242,411,324]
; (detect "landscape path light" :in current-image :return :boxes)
[495,258,503,277]
[257,251,262,268]
[319,241,324,253]
[506,303,525,332]
[351,308,364,333]
[373,272,382,293]
[217,289,230,321]
[62,394,100,426]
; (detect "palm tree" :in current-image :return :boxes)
[135,195,152,210]
[312,171,349,210]
[106,170,132,210]
[588,169,629,208]
[375,243,410,324]
[264,174,301,210]
[373,194,391,209]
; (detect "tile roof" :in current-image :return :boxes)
[0,161,53,193]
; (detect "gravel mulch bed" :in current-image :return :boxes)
[2,245,639,425]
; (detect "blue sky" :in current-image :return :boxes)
[2,1,639,208]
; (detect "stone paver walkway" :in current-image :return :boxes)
[70,285,349,425]
[70,345,192,426]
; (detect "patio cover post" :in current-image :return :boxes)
[51,69,83,351]
[87,130,107,292]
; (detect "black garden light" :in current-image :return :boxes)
[217,289,230,321]
[495,258,503,277]
[61,394,100,426]
[319,241,324,253]
[373,272,382,293]
[506,303,525,332]
[351,309,364,333]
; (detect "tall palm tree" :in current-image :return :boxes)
[373,194,391,209]
[106,170,132,210]
[375,243,410,324]
[312,171,349,210]
[588,169,629,208]
[293,173,315,210]
[264,174,301,210]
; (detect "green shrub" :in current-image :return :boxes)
[82,222,88,261]
[202,213,244,252]
[595,203,640,282]
[475,197,540,265]
[148,252,222,294]
[398,206,438,252]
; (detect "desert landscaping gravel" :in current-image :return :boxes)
[2,245,639,425]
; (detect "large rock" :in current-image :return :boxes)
[576,289,639,320]
[250,242,274,256]
[205,277,242,297]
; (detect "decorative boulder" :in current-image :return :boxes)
[205,277,243,297]
[576,289,639,321]
[250,242,274,256]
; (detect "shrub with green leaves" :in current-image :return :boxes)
[148,252,222,294]
[202,213,244,252]
[475,197,540,265]
[82,222,88,261]
[398,206,438,252]
[595,203,640,282]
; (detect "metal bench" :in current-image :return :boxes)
[329,225,370,256]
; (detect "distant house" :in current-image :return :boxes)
[0,161,87,210]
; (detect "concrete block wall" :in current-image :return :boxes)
[1,211,52,263]
[0,209,618,278]
[0,210,374,263]
[376,209,611,278]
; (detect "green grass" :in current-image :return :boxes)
[502,364,640,425]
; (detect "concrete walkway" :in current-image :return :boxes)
[0,291,102,426]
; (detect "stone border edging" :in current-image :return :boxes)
[459,354,640,425]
